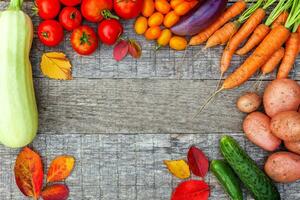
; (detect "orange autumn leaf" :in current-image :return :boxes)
[47,155,75,183]
[41,184,69,200]
[41,52,73,80]
[14,147,43,200]
[164,160,191,179]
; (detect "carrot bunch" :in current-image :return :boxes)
[134,0,198,50]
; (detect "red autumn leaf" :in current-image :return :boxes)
[14,147,43,199]
[187,146,209,177]
[47,155,75,183]
[113,40,129,61]
[41,184,69,200]
[128,40,142,59]
[171,180,210,200]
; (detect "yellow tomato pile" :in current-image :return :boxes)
[134,0,198,50]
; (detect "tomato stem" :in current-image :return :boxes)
[101,9,120,20]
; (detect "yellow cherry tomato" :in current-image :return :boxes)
[142,0,155,17]
[134,16,148,35]
[170,0,185,9]
[174,1,191,16]
[169,36,187,50]
[148,12,164,27]
[155,0,171,14]
[163,11,179,28]
[157,29,172,47]
[145,26,162,40]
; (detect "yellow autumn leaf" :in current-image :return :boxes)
[164,160,191,179]
[41,52,73,80]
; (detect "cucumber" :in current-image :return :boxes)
[211,160,243,200]
[220,136,280,200]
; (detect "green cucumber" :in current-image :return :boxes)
[220,136,280,200]
[210,160,243,200]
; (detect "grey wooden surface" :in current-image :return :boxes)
[0,1,299,200]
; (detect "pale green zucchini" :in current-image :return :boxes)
[0,0,38,148]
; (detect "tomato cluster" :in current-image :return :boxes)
[36,0,143,55]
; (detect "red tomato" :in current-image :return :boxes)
[59,7,82,31]
[38,20,64,47]
[81,0,113,22]
[35,0,61,20]
[113,0,143,19]
[71,26,99,55]
[60,0,81,6]
[98,19,123,45]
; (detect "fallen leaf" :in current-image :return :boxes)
[47,155,75,183]
[113,40,129,61]
[41,184,69,200]
[171,180,210,200]
[41,52,73,80]
[128,40,142,59]
[14,147,43,199]
[187,146,209,177]
[164,160,190,179]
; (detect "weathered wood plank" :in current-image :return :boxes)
[0,133,299,200]
[0,2,299,80]
[34,78,276,134]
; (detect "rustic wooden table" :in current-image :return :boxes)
[0,1,299,199]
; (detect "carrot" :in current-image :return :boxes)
[205,21,240,48]
[222,25,290,89]
[189,0,247,45]
[221,8,266,75]
[277,32,299,78]
[297,25,300,53]
[261,47,285,74]
[271,11,289,29]
[236,0,292,55]
[236,24,270,55]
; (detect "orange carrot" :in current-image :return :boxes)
[277,32,299,78]
[189,0,246,45]
[271,11,289,29]
[205,21,240,48]
[297,26,300,53]
[236,24,270,55]
[221,8,266,75]
[222,25,290,89]
[261,47,285,74]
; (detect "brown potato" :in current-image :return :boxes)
[270,111,300,142]
[285,141,300,155]
[243,112,281,151]
[264,151,300,183]
[263,79,300,117]
[237,92,261,113]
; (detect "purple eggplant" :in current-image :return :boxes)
[171,0,228,36]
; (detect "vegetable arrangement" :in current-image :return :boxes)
[35,0,142,61]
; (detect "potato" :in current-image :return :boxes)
[285,141,300,155]
[270,111,300,142]
[264,151,300,183]
[237,92,261,113]
[243,112,281,151]
[263,79,300,117]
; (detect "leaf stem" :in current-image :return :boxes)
[265,0,293,26]
[238,0,264,24]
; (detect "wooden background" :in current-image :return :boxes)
[0,1,299,199]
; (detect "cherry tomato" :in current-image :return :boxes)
[60,0,81,6]
[59,7,82,31]
[98,19,123,45]
[113,0,143,19]
[35,0,61,20]
[81,0,113,22]
[71,25,99,55]
[38,20,64,47]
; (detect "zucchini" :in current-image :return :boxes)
[210,160,243,200]
[0,0,38,147]
[220,136,280,200]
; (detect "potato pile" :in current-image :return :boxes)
[237,79,300,183]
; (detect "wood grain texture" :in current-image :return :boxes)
[0,133,299,200]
